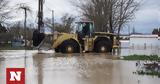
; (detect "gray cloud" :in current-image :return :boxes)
[9,0,160,34]
[130,0,160,33]
[10,0,77,22]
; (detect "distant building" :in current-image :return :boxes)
[119,34,130,40]
[130,35,159,49]
[120,34,160,49]
[120,40,130,48]
[119,33,143,40]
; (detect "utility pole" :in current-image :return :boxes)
[38,0,44,31]
[19,4,29,49]
[52,10,54,32]
[24,8,27,49]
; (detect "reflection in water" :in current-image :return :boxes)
[73,54,114,84]
[0,56,5,84]
[33,54,44,84]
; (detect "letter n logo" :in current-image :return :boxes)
[6,68,25,84]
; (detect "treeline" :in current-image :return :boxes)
[0,22,35,42]
[152,28,160,36]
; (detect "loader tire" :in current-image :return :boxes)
[60,40,80,53]
[95,40,112,53]
[32,30,45,47]
[55,47,60,53]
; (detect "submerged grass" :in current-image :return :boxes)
[0,44,32,50]
[122,55,160,77]
[135,71,160,78]
[121,55,160,61]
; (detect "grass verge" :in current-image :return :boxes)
[0,44,32,50]
[121,55,160,61]
[134,70,160,78]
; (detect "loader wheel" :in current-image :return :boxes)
[61,40,80,53]
[95,40,112,53]
[32,30,45,47]
[55,47,60,53]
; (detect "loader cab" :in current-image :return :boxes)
[76,21,94,38]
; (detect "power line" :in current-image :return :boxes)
[44,4,52,12]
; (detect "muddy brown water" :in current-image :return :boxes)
[0,50,160,84]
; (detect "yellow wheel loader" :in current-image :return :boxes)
[33,21,116,53]
[52,21,118,53]
[33,0,118,53]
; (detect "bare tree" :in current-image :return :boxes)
[61,13,75,32]
[0,0,11,23]
[9,21,34,40]
[9,22,23,38]
[17,3,32,47]
[73,0,139,38]
[45,13,76,33]
[0,23,7,32]
[114,0,139,39]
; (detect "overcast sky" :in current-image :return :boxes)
[10,0,160,34]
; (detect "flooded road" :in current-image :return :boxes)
[0,50,160,84]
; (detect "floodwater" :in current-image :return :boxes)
[120,48,160,56]
[0,50,160,84]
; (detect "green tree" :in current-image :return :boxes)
[152,28,159,35]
